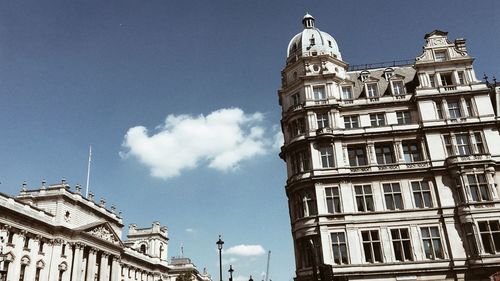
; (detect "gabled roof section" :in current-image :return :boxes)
[77,221,123,247]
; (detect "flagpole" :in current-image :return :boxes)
[86,145,92,198]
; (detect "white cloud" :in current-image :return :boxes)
[185,228,195,233]
[121,108,272,179]
[234,276,250,281]
[225,244,266,256]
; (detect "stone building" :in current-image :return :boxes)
[0,180,211,281]
[278,14,500,281]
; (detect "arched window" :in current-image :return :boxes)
[140,244,147,254]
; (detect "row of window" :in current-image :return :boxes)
[293,181,433,219]
[290,80,407,108]
[293,172,494,219]
[288,111,413,139]
[330,226,444,265]
[435,97,475,119]
[289,131,487,174]
[290,141,423,174]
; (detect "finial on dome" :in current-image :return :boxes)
[302,13,315,29]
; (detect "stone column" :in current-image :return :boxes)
[71,243,85,281]
[367,142,377,165]
[86,248,98,281]
[99,253,110,281]
[111,257,121,281]
[47,239,63,281]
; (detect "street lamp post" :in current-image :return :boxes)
[216,235,224,281]
[228,265,234,281]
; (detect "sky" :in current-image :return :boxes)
[0,1,498,281]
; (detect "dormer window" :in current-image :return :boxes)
[360,71,370,82]
[366,83,379,98]
[341,86,353,100]
[328,40,332,48]
[384,68,394,80]
[392,81,405,95]
[434,50,447,62]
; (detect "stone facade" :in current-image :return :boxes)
[0,181,211,281]
[278,15,500,281]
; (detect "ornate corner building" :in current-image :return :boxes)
[278,14,500,281]
[0,181,211,281]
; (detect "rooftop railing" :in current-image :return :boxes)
[348,59,415,71]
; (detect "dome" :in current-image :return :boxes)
[287,14,342,61]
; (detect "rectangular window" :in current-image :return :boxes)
[375,143,394,164]
[396,111,411,125]
[24,237,30,249]
[325,187,341,213]
[421,227,444,259]
[291,150,310,174]
[465,98,474,116]
[341,86,353,100]
[457,71,466,85]
[361,230,383,263]
[355,185,374,212]
[343,115,359,129]
[303,193,317,217]
[370,113,385,127]
[478,220,500,254]
[366,83,379,98]
[473,132,485,153]
[443,135,454,156]
[313,86,326,100]
[447,100,462,118]
[434,50,447,62]
[391,228,413,261]
[429,74,436,88]
[440,73,453,86]
[289,117,306,138]
[331,233,349,265]
[392,81,405,95]
[320,146,334,168]
[402,141,422,162]
[19,264,26,281]
[383,183,403,210]
[455,133,471,155]
[436,100,443,119]
[467,174,491,202]
[348,146,367,166]
[412,181,433,208]
[35,268,41,281]
[291,93,300,106]
[316,113,329,129]
[39,241,44,253]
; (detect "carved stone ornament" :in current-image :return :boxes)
[87,225,119,244]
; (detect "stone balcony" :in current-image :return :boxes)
[445,153,492,167]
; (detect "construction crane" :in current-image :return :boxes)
[265,250,271,281]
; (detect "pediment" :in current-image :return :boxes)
[388,74,406,80]
[79,222,123,246]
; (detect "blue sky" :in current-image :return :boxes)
[0,1,498,280]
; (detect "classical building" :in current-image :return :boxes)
[0,180,211,281]
[278,14,500,281]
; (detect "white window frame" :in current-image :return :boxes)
[313,85,326,100]
[354,184,374,212]
[343,115,359,129]
[366,83,379,98]
[341,86,353,100]
[389,227,413,262]
[402,141,423,163]
[478,220,500,254]
[434,50,447,62]
[319,146,335,168]
[325,186,342,214]
[396,111,411,125]
[360,229,383,263]
[411,181,434,208]
[392,80,405,95]
[370,113,386,127]
[419,226,445,260]
[466,173,492,202]
[316,112,329,129]
[330,232,349,265]
[382,182,404,210]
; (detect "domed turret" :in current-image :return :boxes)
[287,14,342,61]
